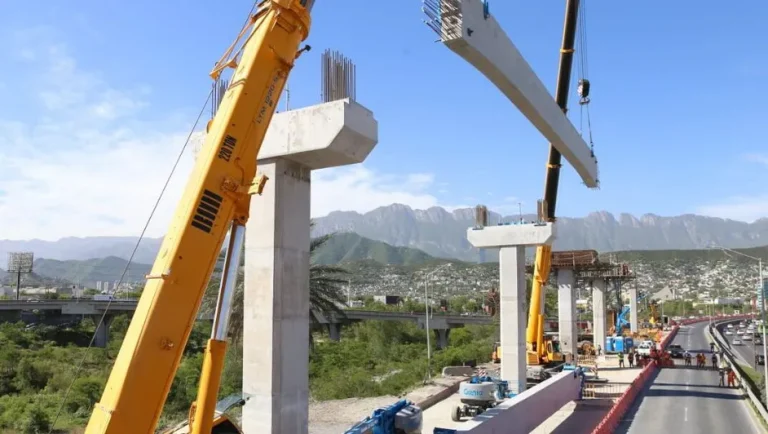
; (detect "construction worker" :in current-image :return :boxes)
[718,368,726,387]
[684,351,692,367]
[628,351,635,368]
[711,353,718,370]
[618,351,625,368]
[728,369,737,388]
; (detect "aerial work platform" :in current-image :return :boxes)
[423,0,599,187]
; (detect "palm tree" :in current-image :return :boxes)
[201,221,348,345]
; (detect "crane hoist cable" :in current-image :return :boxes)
[48,89,215,433]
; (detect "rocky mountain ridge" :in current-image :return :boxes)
[1,205,767,263]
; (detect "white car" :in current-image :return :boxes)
[733,339,744,345]
[744,334,753,341]
[726,330,734,335]
[728,324,734,329]
[636,341,655,356]
[737,330,744,335]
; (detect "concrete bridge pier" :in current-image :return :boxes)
[592,278,607,351]
[241,99,377,434]
[92,315,113,348]
[434,328,451,350]
[630,284,638,333]
[467,223,556,395]
[327,323,341,342]
[557,269,577,358]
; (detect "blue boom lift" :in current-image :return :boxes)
[344,399,423,434]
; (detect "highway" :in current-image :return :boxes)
[718,322,766,369]
[616,321,762,433]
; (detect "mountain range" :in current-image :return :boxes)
[1,205,767,264]
[311,205,768,261]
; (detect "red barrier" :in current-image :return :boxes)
[590,314,753,433]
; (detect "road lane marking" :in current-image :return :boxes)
[684,407,688,422]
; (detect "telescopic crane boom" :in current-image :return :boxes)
[526,0,582,365]
[84,1,313,433]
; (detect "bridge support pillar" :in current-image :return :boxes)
[592,279,607,352]
[435,328,451,350]
[466,223,555,395]
[327,323,341,341]
[557,269,577,357]
[241,99,377,434]
[92,315,113,348]
[630,284,638,333]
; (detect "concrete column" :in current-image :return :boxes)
[592,279,606,351]
[243,158,311,434]
[327,323,341,342]
[499,245,527,395]
[629,284,638,333]
[93,315,112,348]
[435,329,451,350]
[557,269,577,357]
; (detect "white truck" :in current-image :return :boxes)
[636,340,656,356]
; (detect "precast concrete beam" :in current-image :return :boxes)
[466,223,555,249]
[242,100,377,434]
[424,0,599,187]
[439,370,584,433]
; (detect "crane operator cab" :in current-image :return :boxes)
[545,338,564,363]
[164,394,247,434]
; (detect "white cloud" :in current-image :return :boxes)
[0,31,455,240]
[744,153,768,167]
[696,195,768,223]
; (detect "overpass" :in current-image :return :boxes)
[312,310,493,348]
[0,299,499,349]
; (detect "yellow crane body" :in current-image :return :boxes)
[85,1,311,432]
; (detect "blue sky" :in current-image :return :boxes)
[0,1,767,240]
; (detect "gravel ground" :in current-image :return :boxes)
[309,395,401,434]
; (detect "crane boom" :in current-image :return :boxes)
[526,0,580,362]
[85,1,312,432]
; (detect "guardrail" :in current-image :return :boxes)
[708,317,768,426]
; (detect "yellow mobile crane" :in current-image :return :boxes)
[526,0,586,378]
[83,1,314,433]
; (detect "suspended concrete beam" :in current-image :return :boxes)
[423,0,599,187]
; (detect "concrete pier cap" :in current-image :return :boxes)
[466,222,556,249]
[260,98,377,168]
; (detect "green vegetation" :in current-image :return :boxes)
[610,245,768,263]
[310,321,495,400]
[311,232,434,266]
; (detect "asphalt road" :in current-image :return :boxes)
[616,321,762,434]
[719,323,766,369]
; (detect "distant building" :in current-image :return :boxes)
[373,295,402,306]
[96,281,102,291]
[103,282,110,293]
[713,297,743,306]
